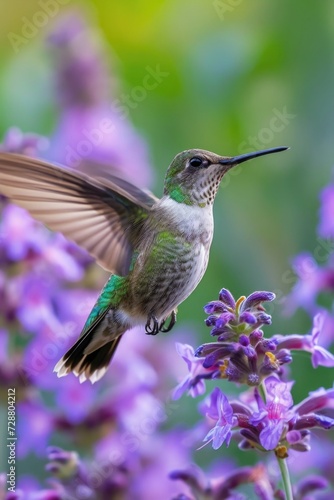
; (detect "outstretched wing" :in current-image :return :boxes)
[0,153,158,275]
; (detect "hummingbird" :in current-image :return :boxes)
[0,146,288,383]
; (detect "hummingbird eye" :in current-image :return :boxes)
[189,157,204,168]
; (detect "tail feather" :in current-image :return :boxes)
[54,325,122,384]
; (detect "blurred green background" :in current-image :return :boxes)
[0,0,333,456]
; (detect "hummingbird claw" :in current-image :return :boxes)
[145,315,160,335]
[159,310,177,333]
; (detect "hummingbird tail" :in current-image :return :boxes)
[54,333,122,384]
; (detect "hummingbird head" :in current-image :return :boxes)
[163,146,289,207]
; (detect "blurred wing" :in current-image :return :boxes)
[80,159,159,207]
[0,153,156,275]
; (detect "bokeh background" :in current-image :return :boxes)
[0,0,334,498]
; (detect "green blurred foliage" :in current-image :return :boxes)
[0,0,333,469]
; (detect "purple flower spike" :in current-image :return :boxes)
[198,288,283,387]
[204,288,275,339]
[47,14,110,107]
[44,13,153,186]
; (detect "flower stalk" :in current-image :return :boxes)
[277,456,294,500]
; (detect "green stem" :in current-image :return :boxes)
[277,456,293,500]
[258,381,267,403]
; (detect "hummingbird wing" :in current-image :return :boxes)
[0,153,158,275]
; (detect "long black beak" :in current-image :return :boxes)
[219,146,289,166]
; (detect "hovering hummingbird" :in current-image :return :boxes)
[0,146,288,383]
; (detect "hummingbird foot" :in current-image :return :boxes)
[145,314,160,335]
[159,310,177,333]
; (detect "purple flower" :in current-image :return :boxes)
[0,204,48,262]
[47,15,110,108]
[204,301,230,315]
[0,127,48,156]
[54,376,96,424]
[126,432,192,499]
[293,386,334,418]
[201,387,237,449]
[17,401,54,458]
[21,292,95,389]
[218,288,236,308]
[283,253,334,316]
[0,13,224,500]
[169,465,209,499]
[245,377,334,453]
[172,343,218,399]
[197,341,238,368]
[199,376,334,455]
[4,9,334,500]
[318,183,334,239]
[170,463,275,500]
[288,438,334,483]
[250,378,294,450]
[40,234,85,281]
[203,289,275,339]
[46,447,80,477]
[0,328,34,390]
[0,473,63,500]
[45,446,126,499]
[295,475,329,499]
[12,272,59,334]
[46,105,153,184]
[195,289,285,388]
[240,291,275,311]
[196,339,286,387]
[275,311,334,368]
[44,13,152,187]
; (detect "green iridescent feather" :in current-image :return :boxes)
[80,275,128,335]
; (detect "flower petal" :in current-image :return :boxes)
[259,420,284,450]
